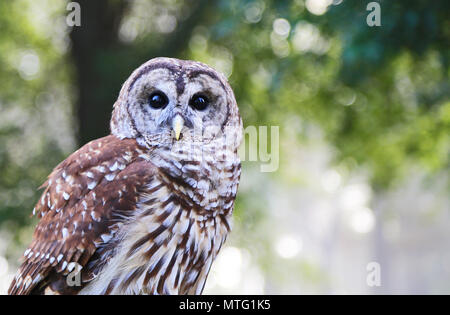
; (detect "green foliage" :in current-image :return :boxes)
[187,0,449,188]
[0,0,70,249]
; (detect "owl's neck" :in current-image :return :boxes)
[143,139,241,216]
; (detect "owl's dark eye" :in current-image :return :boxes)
[148,91,168,109]
[189,94,209,111]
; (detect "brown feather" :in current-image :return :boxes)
[9,135,156,294]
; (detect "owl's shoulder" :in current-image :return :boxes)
[52,135,144,177]
[36,135,157,216]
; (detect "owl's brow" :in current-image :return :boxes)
[187,69,226,91]
[127,62,180,93]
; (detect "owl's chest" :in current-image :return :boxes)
[129,178,231,294]
[80,177,231,295]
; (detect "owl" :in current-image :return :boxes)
[8,57,243,295]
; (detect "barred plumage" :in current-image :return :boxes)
[9,58,243,295]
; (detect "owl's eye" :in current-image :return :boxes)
[189,94,209,111]
[148,91,168,109]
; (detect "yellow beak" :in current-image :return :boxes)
[172,115,184,141]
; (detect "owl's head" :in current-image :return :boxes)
[111,57,242,154]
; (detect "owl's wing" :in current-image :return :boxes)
[8,135,156,295]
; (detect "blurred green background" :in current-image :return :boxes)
[0,0,449,294]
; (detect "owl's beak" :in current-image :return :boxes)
[172,114,184,141]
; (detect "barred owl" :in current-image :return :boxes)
[9,57,243,295]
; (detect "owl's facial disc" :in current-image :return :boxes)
[111,58,242,152]
[127,70,228,145]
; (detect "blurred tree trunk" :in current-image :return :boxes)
[69,0,211,146]
[69,0,129,146]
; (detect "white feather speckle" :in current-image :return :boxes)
[91,211,100,222]
[63,192,70,200]
[67,262,76,272]
[62,228,69,239]
[109,161,119,171]
[101,234,112,243]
